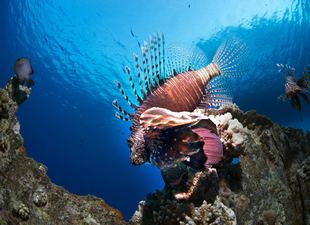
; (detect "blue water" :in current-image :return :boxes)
[1,0,309,221]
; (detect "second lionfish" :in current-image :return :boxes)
[277,63,310,112]
[113,31,251,170]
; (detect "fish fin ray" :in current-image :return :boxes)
[213,37,252,77]
[198,76,233,108]
[124,66,143,105]
[112,99,134,120]
[298,64,310,88]
[298,92,310,105]
[277,64,295,78]
[166,44,208,77]
[133,53,146,100]
[115,112,131,121]
[114,80,139,111]
[277,93,288,102]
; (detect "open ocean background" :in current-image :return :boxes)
[1,0,309,221]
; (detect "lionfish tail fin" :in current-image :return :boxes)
[213,37,252,77]
[198,76,234,108]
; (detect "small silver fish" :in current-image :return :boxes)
[14,57,35,88]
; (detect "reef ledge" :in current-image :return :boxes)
[0,76,309,224]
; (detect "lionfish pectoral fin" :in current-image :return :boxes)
[198,76,234,108]
[192,128,223,168]
[140,107,202,130]
[298,92,310,105]
[291,95,301,112]
[299,64,310,87]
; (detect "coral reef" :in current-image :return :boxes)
[217,106,310,224]
[0,75,310,224]
[129,197,236,225]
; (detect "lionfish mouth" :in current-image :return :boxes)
[112,31,252,170]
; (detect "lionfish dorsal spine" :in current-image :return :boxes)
[123,66,143,105]
[277,93,287,102]
[140,48,151,96]
[162,32,166,81]
[112,99,132,121]
[153,33,162,87]
[157,31,163,83]
[133,53,146,100]
[149,35,158,88]
[141,41,154,93]
[113,80,138,111]
[277,63,296,78]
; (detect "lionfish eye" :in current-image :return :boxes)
[127,138,133,148]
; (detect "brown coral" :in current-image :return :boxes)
[129,198,236,225]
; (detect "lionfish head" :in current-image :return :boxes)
[127,127,149,165]
[285,76,301,96]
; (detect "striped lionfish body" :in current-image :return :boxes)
[113,31,251,170]
[277,64,310,112]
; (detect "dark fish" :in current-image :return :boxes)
[137,40,141,48]
[112,31,251,170]
[58,44,64,51]
[277,64,310,112]
[300,117,303,122]
[130,28,136,37]
[122,67,126,74]
[188,4,190,8]
[14,57,35,88]
[44,36,48,42]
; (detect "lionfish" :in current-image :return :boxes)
[112,31,251,170]
[277,64,310,112]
